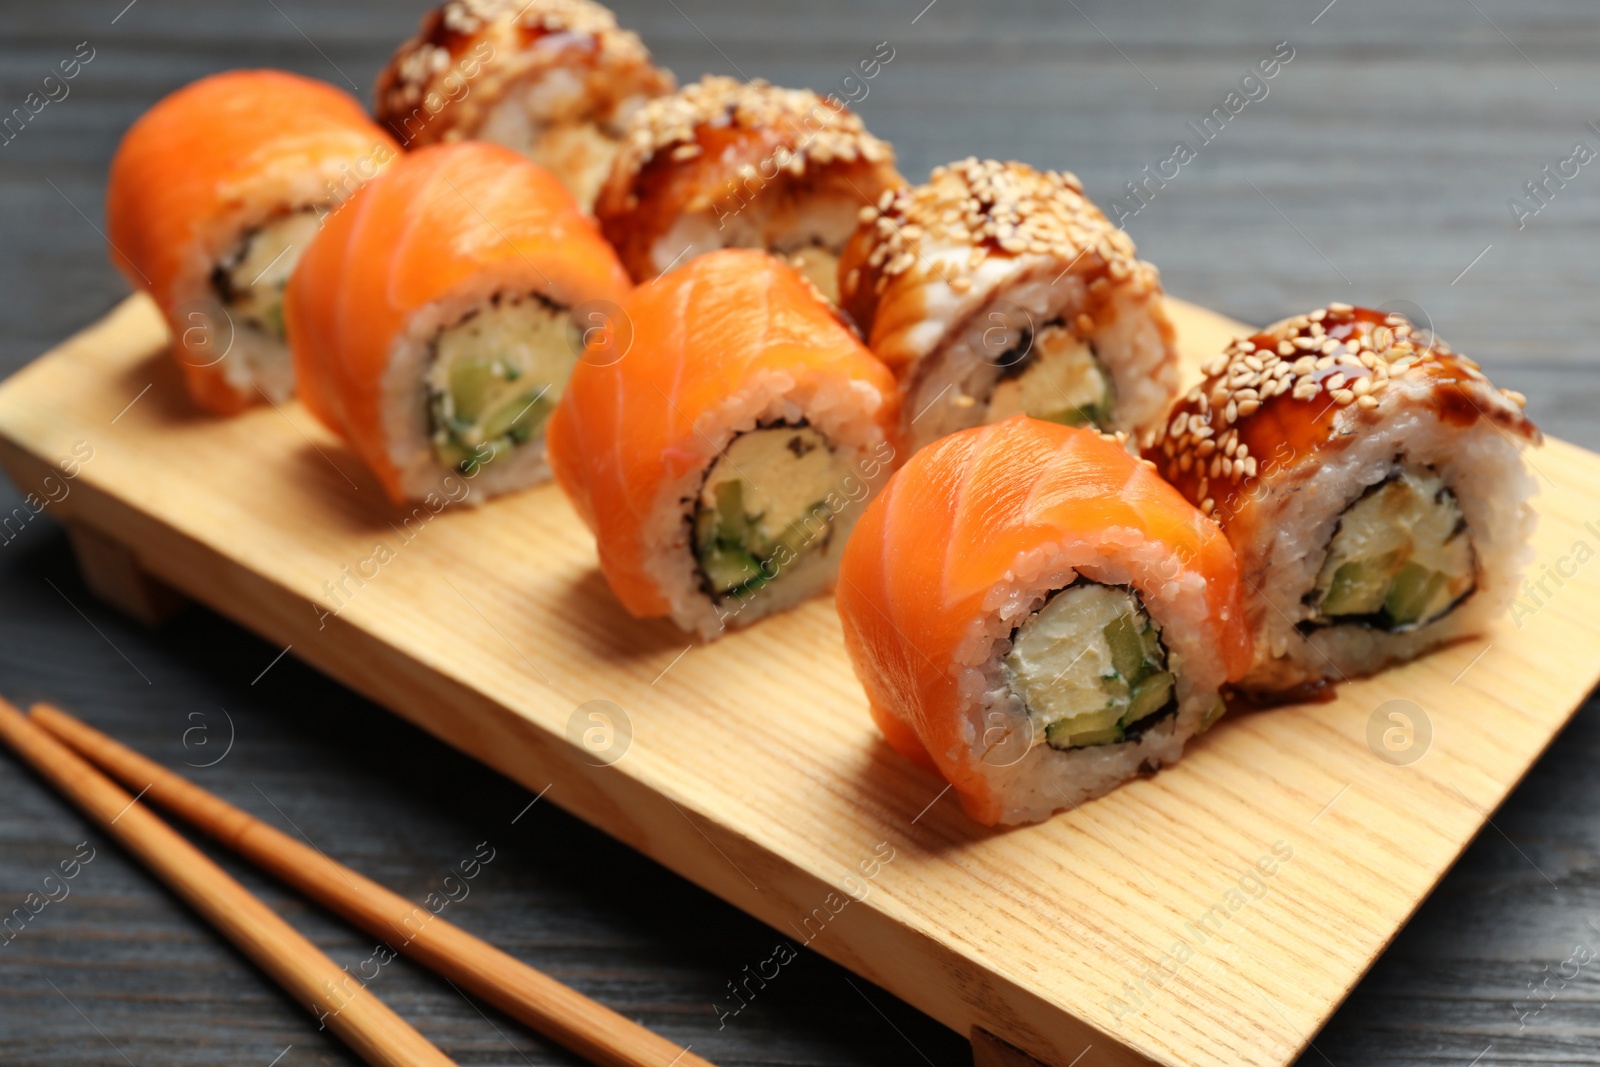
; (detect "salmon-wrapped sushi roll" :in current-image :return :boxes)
[548,249,900,638]
[839,158,1179,452]
[286,142,631,504]
[374,0,673,211]
[837,417,1250,826]
[107,70,400,414]
[1142,304,1541,694]
[593,76,904,302]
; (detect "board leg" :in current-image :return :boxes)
[65,521,185,625]
[971,1027,1055,1066]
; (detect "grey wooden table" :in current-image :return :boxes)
[3,1,1599,1064]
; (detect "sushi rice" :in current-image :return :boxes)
[840,158,1179,450]
[836,419,1250,826]
[1143,304,1542,692]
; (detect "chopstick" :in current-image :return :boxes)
[30,702,716,1067]
[0,698,456,1067]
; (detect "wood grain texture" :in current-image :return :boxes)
[29,702,715,1067]
[0,700,459,1067]
[0,291,1594,1067]
[4,2,1600,1065]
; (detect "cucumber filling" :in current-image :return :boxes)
[213,209,323,342]
[691,424,848,600]
[987,321,1114,429]
[425,293,576,474]
[1308,468,1475,631]
[1005,581,1176,752]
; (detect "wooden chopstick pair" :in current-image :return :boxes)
[0,699,713,1067]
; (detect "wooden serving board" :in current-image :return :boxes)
[3,294,1598,1067]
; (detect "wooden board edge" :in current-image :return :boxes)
[0,429,1167,1067]
[4,295,1593,1067]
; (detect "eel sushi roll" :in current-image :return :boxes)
[836,417,1250,826]
[839,158,1179,452]
[106,70,400,413]
[374,0,674,210]
[286,141,632,503]
[1142,304,1542,693]
[547,249,900,638]
[593,75,904,302]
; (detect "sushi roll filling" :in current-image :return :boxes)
[1305,467,1477,631]
[985,321,1115,429]
[478,91,627,211]
[425,292,575,473]
[785,243,842,305]
[1005,581,1176,751]
[212,208,324,342]
[692,423,847,600]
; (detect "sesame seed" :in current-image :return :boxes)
[607,74,895,218]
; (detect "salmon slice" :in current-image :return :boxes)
[106,69,400,414]
[837,417,1251,825]
[547,249,901,635]
[286,141,632,504]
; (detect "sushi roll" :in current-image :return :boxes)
[374,0,674,210]
[838,158,1179,452]
[106,70,400,414]
[547,249,900,638]
[286,142,632,504]
[593,76,904,302]
[1141,304,1542,693]
[836,417,1250,826]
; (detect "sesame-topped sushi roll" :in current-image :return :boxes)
[107,70,400,414]
[1142,304,1542,694]
[839,158,1179,452]
[547,250,900,639]
[286,142,631,504]
[837,417,1250,826]
[375,0,674,210]
[593,76,904,302]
